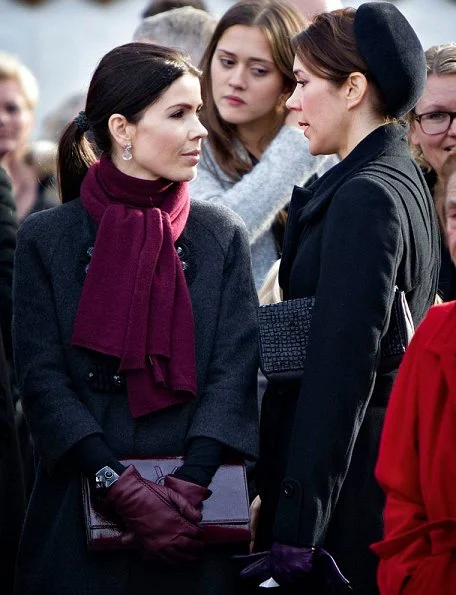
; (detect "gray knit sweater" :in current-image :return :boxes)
[190,125,338,289]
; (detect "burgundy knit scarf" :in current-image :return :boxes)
[72,154,196,418]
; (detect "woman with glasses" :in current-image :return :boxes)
[410,43,456,301]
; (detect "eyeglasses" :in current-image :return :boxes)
[413,111,456,135]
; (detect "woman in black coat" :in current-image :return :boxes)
[240,4,440,594]
[13,43,258,595]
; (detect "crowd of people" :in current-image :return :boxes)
[1,0,456,594]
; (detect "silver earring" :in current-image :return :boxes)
[122,142,132,161]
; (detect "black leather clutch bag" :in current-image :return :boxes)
[82,458,251,551]
[258,288,414,382]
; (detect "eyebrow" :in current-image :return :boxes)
[420,104,452,112]
[293,69,306,77]
[215,48,274,66]
[166,102,201,110]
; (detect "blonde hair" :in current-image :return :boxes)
[0,52,39,110]
[258,259,283,305]
[409,44,456,170]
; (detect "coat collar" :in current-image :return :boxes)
[293,122,410,225]
[279,123,409,294]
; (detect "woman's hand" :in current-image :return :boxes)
[249,495,262,552]
[106,465,204,564]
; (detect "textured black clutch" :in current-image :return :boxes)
[258,288,414,382]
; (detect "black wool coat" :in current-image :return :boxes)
[0,327,26,595]
[255,124,440,594]
[12,198,259,595]
[0,166,17,359]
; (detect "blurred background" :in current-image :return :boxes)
[0,0,455,138]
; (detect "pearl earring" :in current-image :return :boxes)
[122,142,132,161]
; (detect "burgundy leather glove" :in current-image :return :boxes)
[106,465,203,564]
[164,475,212,510]
[235,542,351,591]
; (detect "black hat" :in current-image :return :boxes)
[354,2,426,118]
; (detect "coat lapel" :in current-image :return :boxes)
[280,123,409,296]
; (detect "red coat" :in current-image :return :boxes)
[372,302,456,594]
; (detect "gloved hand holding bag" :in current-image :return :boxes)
[105,465,205,565]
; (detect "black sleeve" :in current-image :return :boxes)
[65,434,125,477]
[0,328,14,458]
[0,167,17,360]
[173,436,226,487]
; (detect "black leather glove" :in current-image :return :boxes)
[164,474,212,510]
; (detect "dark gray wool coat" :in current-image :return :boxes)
[254,124,440,595]
[12,197,259,595]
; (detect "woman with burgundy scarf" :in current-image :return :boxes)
[12,43,259,595]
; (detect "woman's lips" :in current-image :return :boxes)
[224,95,246,106]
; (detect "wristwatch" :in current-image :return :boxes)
[94,466,120,491]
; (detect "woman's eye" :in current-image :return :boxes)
[427,112,446,122]
[171,110,184,119]
[252,68,268,77]
[5,103,19,114]
[219,57,235,68]
[296,80,308,87]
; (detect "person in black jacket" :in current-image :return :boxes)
[0,165,25,595]
[238,4,440,594]
[0,236,26,595]
[0,165,17,360]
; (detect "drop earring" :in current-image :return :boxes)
[122,142,132,161]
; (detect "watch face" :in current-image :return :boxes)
[95,466,119,490]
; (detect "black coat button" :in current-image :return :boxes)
[112,374,123,387]
[282,481,295,498]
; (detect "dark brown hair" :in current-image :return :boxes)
[57,43,200,203]
[292,8,385,115]
[199,0,305,181]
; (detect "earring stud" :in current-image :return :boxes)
[122,142,132,161]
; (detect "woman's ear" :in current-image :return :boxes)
[409,119,421,149]
[108,113,134,150]
[344,72,368,110]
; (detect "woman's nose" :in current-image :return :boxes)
[286,88,300,111]
[447,115,456,136]
[228,66,247,90]
[190,118,208,140]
